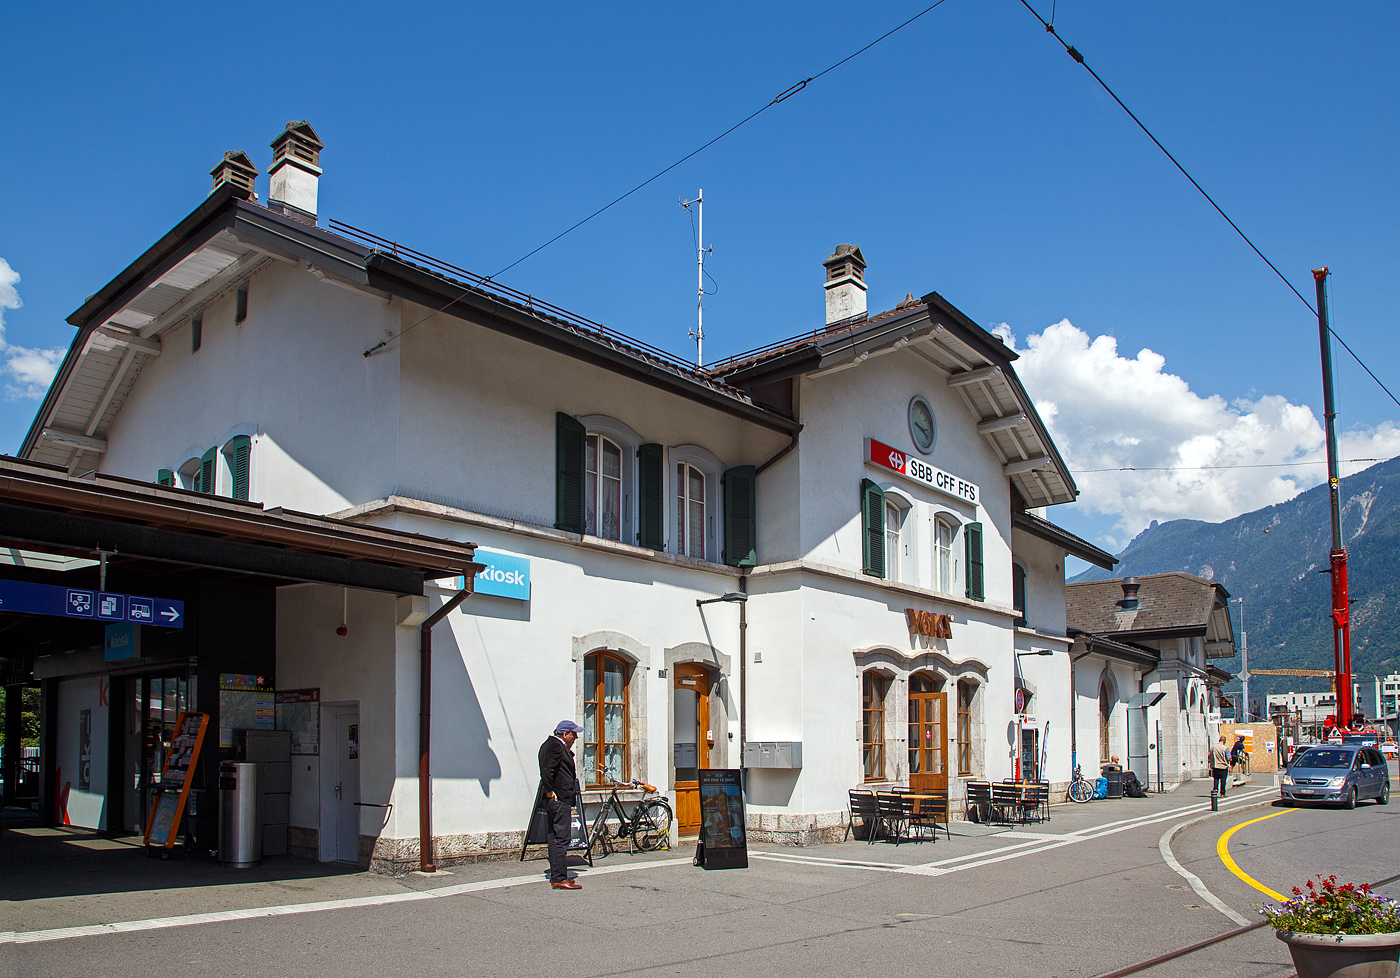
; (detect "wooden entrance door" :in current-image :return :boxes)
[908,675,949,794]
[673,663,711,837]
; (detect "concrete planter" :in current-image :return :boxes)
[1276,930,1400,978]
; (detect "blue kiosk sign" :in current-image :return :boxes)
[0,578,184,628]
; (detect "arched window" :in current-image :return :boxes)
[1099,678,1113,764]
[908,673,946,776]
[885,499,902,582]
[957,680,976,775]
[862,672,888,782]
[677,462,706,559]
[583,652,630,784]
[586,434,623,541]
[935,518,955,594]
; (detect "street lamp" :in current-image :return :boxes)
[697,588,750,781]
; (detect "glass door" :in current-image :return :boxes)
[908,674,948,794]
[139,675,188,834]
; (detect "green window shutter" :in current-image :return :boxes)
[636,443,664,550]
[554,413,586,533]
[198,447,217,495]
[861,478,886,577]
[225,436,251,501]
[157,469,174,487]
[722,465,757,567]
[965,521,984,601]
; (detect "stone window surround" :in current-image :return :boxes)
[570,632,733,793]
[853,646,988,784]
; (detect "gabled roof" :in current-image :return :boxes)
[706,292,1078,508]
[1067,571,1233,640]
[21,190,799,473]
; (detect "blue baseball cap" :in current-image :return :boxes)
[555,720,584,735]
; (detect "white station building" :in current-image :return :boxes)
[17,122,1118,870]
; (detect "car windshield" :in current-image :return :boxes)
[1293,748,1355,769]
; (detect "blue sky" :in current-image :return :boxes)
[3,2,1398,556]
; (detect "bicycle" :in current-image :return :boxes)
[587,779,673,854]
[1068,764,1095,803]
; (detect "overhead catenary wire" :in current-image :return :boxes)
[364,0,949,358]
[1018,1,1400,415]
[1077,458,1384,474]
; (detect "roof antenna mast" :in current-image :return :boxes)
[680,190,710,367]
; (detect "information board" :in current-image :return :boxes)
[520,778,593,867]
[219,674,274,748]
[275,688,320,755]
[143,711,209,849]
[695,769,747,870]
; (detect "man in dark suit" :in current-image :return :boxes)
[537,720,584,889]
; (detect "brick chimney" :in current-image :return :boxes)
[823,244,867,325]
[267,121,323,225]
[210,151,258,198]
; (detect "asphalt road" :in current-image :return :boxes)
[7,783,1332,978]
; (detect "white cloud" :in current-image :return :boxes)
[0,258,66,400]
[998,319,1400,546]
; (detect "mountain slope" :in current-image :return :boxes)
[1070,456,1400,711]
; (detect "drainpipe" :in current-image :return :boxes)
[755,431,798,476]
[739,575,748,777]
[419,574,478,873]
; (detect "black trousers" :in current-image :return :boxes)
[546,797,572,882]
[1212,768,1228,796]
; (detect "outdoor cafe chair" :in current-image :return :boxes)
[906,791,950,842]
[846,789,879,842]
[875,793,909,845]
[965,780,993,824]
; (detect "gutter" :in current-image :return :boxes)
[419,579,476,872]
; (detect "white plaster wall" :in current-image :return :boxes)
[1012,529,1068,637]
[394,309,788,531]
[56,676,108,830]
[1013,630,1072,782]
[275,584,397,858]
[99,262,402,513]
[369,512,744,841]
[793,350,1012,607]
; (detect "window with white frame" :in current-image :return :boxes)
[885,499,902,582]
[586,434,623,541]
[677,462,706,559]
[935,517,955,594]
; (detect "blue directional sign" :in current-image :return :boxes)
[0,578,183,628]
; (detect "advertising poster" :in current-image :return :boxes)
[697,769,747,870]
[275,688,320,755]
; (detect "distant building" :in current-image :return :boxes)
[1067,573,1236,788]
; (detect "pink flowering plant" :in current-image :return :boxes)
[1261,875,1400,935]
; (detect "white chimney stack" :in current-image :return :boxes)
[823,244,867,325]
[267,121,323,225]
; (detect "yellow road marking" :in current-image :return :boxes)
[1217,809,1294,901]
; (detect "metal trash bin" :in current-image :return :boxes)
[1101,763,1123,799]
[219,761,262,868]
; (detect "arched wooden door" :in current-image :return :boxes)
[673,663,712,836]
[908,673,949,794]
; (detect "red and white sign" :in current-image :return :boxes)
[865,437,979,505]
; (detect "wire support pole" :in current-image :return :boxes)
[680,190,709,367]
[1315,267,1353,731]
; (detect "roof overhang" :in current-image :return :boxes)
[1012,510,1115,569]
[710,292,1078,508]
[0,456,482,595]
[1071,629,1159,669]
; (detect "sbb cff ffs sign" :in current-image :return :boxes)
[865,438,979,506]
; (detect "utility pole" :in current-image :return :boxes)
[679,190,710,367]
[1233,597,1250,722]
[1315,267,1354,731]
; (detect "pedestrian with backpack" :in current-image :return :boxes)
[1230,734,1249,786]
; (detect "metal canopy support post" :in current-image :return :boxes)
[1314,267,1353,731]
[419,580,477,873]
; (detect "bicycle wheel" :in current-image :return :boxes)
[633,801,673,851]
[1069,778,1093,803]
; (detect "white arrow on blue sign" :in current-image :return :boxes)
[0,578,184,628]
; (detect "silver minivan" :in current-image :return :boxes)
[1281,746,1391,808]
